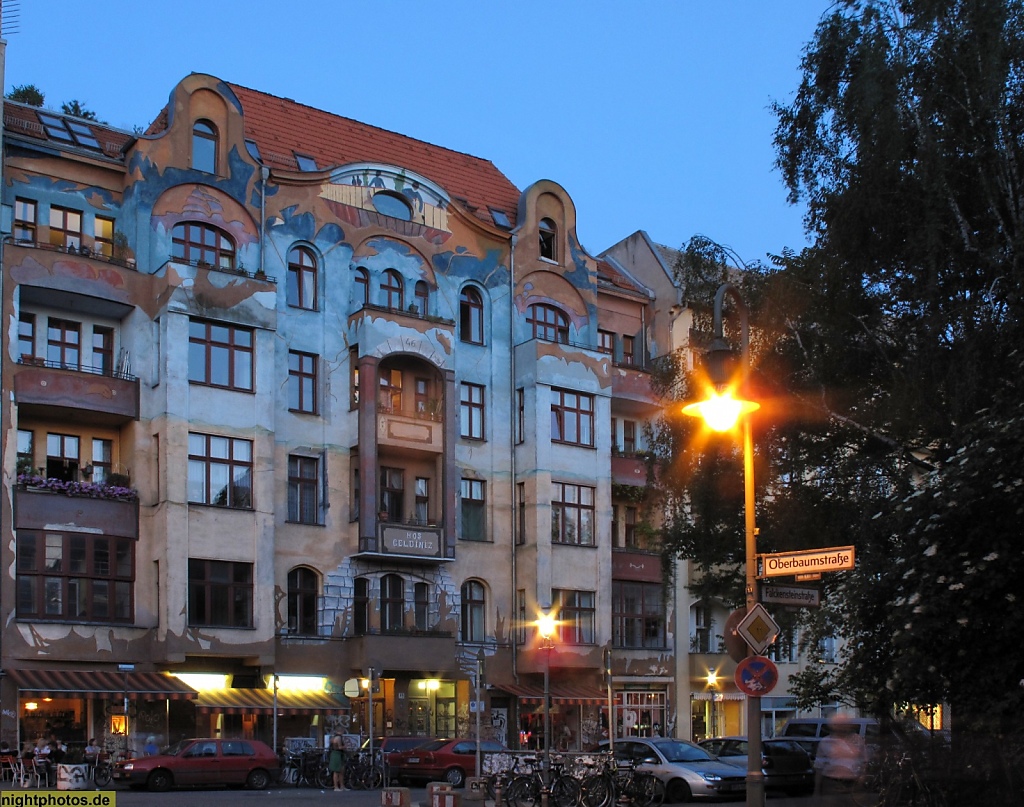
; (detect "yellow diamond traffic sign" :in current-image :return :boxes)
[736,603,780,655]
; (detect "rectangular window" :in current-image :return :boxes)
[621,335,635,366]
[611,504,621,547]
[379,368,403,413]
[414,582,429,631]
[18,313,35,362]
[350,346,360,409]
[288,455,320,524]
[460,382,485,440]
[623,420,637,454]
[553,589,596,644]
[516,388,525,444]
[380,467,404,522]
[91,438,113,485]
[598,329,614,354]
[461,479,486,541]
[288,351,318,413]
[46,433,80,481]
[551,482,595,546]
[351,468,361,522]
[47,318,81,369]
[93,326,114,375]
[612,581,666,649]
[624,506,640,548]
[187,558,253,628]
[188,319,254,391]
[49,205,82,250]
[17,531,134,623]
[414,477,430,524]
[187,432,253,509]
[516,589,527,645]
[551,388,594,446]
[516,482,526,546]
[14,198,37,243]
[17,429,34,477]
[94,216,115,257]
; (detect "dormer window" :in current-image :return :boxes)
[539,217,557,261]
[372,191,413,221]
[192,120,218,174]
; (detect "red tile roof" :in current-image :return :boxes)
[227,83,521,229]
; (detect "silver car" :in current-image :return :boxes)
[600,738,747,802]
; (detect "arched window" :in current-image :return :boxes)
[382,574,405,633]
[192,120,218,174]
[460,286,484,344]
[354,577,369,635]
[461,580,486,642]
[539,217,557,261]
[287,567,319,636]
[527,303,569,343]
[171,222,235,270]
[382,269,404,310]
[287,246,317,310]
[354,267,369,307]
[414,280,429,314]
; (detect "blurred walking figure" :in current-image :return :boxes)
[815,715,868,802]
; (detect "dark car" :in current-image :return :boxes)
[389,737,508,787]
[599,738,747,802]
[111,737,280,792]
[698,736,815,796]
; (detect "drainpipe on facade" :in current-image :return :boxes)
[259,166,269,274]
[509,233,518,683]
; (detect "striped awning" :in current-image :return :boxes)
[8,668,198,700]
[194,688,346,716]
[496,683,607,705]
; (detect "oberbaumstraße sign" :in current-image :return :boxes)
[759,546,855,579]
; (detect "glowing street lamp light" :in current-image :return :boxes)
[536,608,557,807]
[682,283,765,807]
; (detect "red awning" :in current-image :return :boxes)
[194,688,346,716]
[8,668,197,700]
[495,683,608,705]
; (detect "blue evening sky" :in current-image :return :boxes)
[3,1,827,263]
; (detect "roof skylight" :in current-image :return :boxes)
[36,112,101,150]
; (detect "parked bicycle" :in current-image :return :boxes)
[280,747,331,788]
[345,749,385,790]
[579,756,664,807]
[505,755,581,807]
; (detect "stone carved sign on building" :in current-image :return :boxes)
[381,525,441,557]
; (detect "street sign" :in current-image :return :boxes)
[795,573,822,582]
[735,656,779,697]
[761,583,820,607]
[760,546,855,579]
[736,603,780,655]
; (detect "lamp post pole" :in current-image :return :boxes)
[118,663,135,756]
[683,283,764,807]
[537,609,556,807]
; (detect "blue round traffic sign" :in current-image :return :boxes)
[734,656,779,696]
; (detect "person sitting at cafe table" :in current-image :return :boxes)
[33,738,52,785]
[84,739,101,764]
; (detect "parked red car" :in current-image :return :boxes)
[112,737,280,791]
[389,737,508,787]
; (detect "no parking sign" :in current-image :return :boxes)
[734,656,779,696]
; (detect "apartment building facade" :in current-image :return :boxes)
[0,73,683,753]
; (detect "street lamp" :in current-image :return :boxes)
[536,608,557,807]
[682,282,764,807]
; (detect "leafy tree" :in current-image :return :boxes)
[657,2,1024,773]
[6,84,44,106]
[61,99,97,121]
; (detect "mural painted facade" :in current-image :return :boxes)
[0,73,689,755]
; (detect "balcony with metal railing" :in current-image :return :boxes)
[14,357,140,424]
